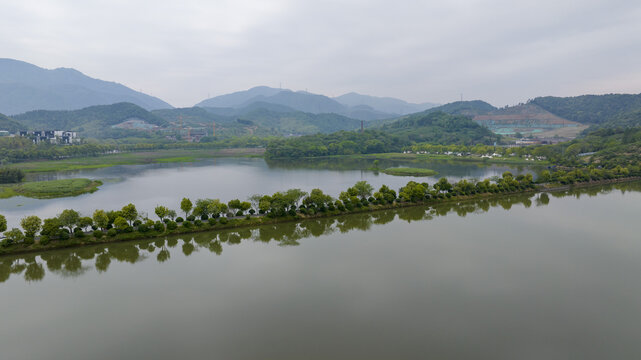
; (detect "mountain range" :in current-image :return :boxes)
[0,59,172,115]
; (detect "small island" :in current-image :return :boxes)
[0,178,102,199]
[383,167,438,177]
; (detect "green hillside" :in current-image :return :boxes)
[382,111,500,145]
[425,100,496,116]
[12,102,168,138]
[531,93,641,124]
[265,111,499,158]
[0,113,24,132]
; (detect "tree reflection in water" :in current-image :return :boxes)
[1,182,639,284]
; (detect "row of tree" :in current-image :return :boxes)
[0,172,545,249]
[0,168,25,184]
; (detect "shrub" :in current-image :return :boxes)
[299,208,308,215]
[194,219,203,226]
[166,221,178,230]
[368,196,375,203]
[74,228,85,238]
[337,204,346,211]
[235,210,243,216]
[137,224,149,233]
[107,229,117,237]
[200,214,209,220]
[245,215,251,220]
[124,226,134,233]
[23,237,35,245]
[39,235,50,246]
[258,209,265,214]
[175,217,184,223]
[186,215,195,222]
[154,222,165,232]
[163,218,170,224]
[208,218,217,226]
[249,209,255,215]
[93,230,104,238]
[288,209,297,216]
[59,231,70,240]
[219,218,228,225]
[133,219,142,227]
[182,221,193,228]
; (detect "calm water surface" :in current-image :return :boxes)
[0,157,535,228]
[1,183,641,359]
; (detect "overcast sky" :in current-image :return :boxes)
[2,0,640,107]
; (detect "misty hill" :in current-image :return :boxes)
[195,86,283,108]
[531,93,641,124]
[334,92,438,115]
[0,113,25,132]
[13,102,169,138]
[0,58,172,115]
[154,105,362,136]
[196,86,402,121]
[382,111,499,145]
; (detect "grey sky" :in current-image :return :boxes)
[2,0,640,107]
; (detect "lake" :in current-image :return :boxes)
[1,182,641,359]
[0,157,535,228]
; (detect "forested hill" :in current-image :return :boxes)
[12,102,168,137]
[265,111,499,158]
[531,93,641,125]
[0,113,25,132]
[382,111,500,144]
[424,100,497,116]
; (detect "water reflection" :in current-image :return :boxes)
[2,181,639,283]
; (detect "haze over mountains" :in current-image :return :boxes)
[2,58,641,140]
[0,59,172,115]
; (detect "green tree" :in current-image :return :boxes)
[154,205,170,221]
[78,217,93,231]
[352,181,374,199]
[180,198,193,217]
[121,203,138,225]
[93,210,109,230]
[113,217,129,231]
[58,209,80,232]
[20,215,42,239]
[3,228,24,245]
[41,218,62,238]
[0,214,6,233]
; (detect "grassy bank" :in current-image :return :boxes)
[7,148,265,173]
[382,167,438,177]
[0,178,103,199]
[2,176,638,257]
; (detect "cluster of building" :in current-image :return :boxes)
[18,130,79,144]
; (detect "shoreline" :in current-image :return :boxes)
[1,176,639,257]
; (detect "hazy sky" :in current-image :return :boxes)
[2,0,640,107]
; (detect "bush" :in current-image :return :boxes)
[93,230,104,238]
[137,224,149,233]
[259,209,265,214]
[219,218,228,225]
[235,210,243,216]
[299,208,308,215]
[23,237,35,245]
[194,219,203,226]
[163,218,170,224]
[208,218,217,226]
[133,219,142,227]
[154,222,165,232]
[166,221,178,230]
[107,229,117,237]
[182,221,193,228]
[245,215,251,220]
[124,226,134,233]
[175,217,184,223]
[288,209,297,216]
[249,209,255,215]
[368,196,375,203]
[39,235,50,245]
[74,228,85,238]
[59,231,70,240]
[337,204,346,211]
[186,215,195,222]
[200,214,208,220]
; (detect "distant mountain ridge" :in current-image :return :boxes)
[196,86,437,121]
[334,92,438,115]
[0,58,172,115]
